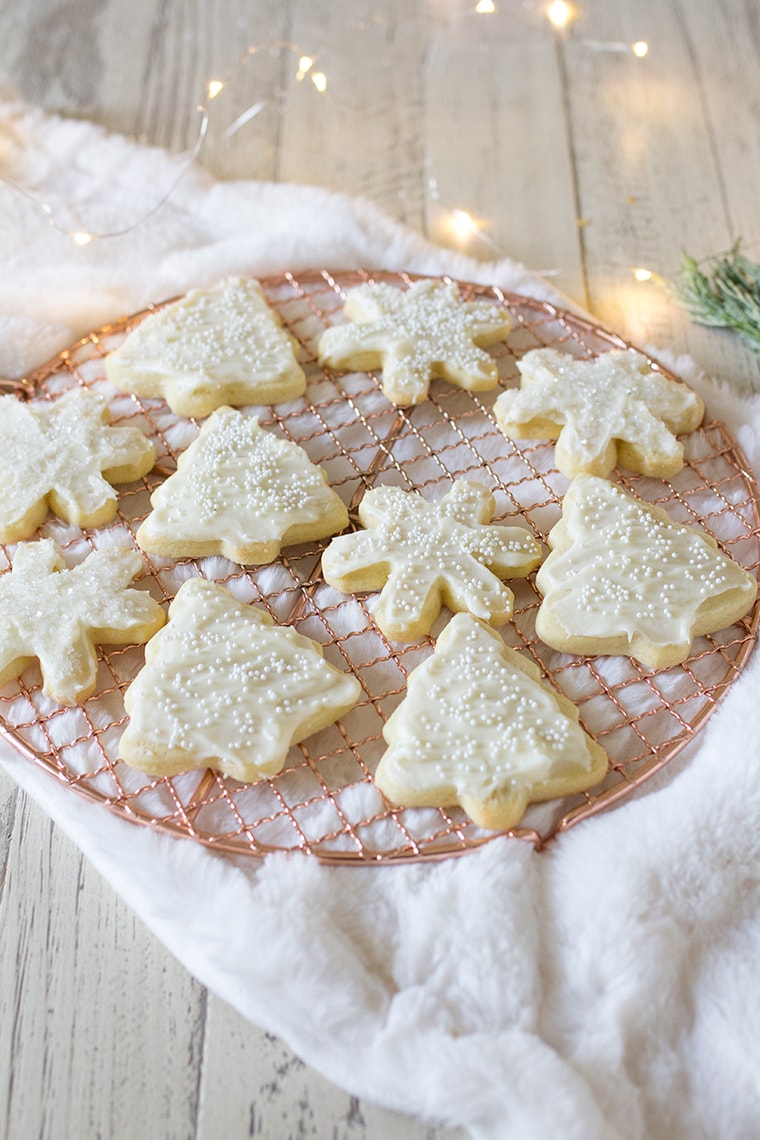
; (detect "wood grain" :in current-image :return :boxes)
[0,790,204,1140]
[197,996,464,1139]
[0,770,17,906]
[1,1,759,1136]
[561,0,760,390]
[423,8,586,301]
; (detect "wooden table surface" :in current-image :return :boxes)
[1,2,759,1137]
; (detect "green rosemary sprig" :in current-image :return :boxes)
[671,241,760,353]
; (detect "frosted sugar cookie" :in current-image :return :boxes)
[317,278,512,406]
[136,407,348,564]
[105,276,306,418]
[120,578,362,781]
[493,347,704,478]
[535,475,758,669]
[0,389,155,543]
[0,540,165,704]
[375,614,608,830]
[321,480,542,641]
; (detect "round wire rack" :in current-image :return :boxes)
[1,269,758,863]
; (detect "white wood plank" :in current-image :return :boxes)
[196,992,468,1139]
[672,0,760,252]
[0,791,205,1140]
[277,0,430,229]
[0,0,289,178]
[667,0,760,389]
[0,769,18,903]
[423,6,586,302]
[561,0,760,388]
[0,0,106,120]
[126,0,292,178]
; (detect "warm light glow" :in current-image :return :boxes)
[631,40,649,57]
[633,267,653,282]
[5,39,338,245]
[451,209,479,241]
[547,1,573,29]
[475,0,496,13]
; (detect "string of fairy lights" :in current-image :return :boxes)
[1,0,654,283]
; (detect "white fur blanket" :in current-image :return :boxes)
[2,93,760,1140]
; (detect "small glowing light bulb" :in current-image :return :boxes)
[451,209,478,241]
[311,71,327,93]
[298,55,314,75]
[71,231,94,246]
[547,1,573,29]
[633,267,653,282]
[207,80,224,99]
[631,40,649,57]
[475,0,496,13]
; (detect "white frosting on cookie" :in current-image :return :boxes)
[0,540,165,704]
[494,347,704,477]
[321,480,542,641]
[105,276,306,417]
[536,475,758,667]
[375,614,607,829]
[120,578,361,781]
[317,279,512,406]
[0,389,155,542]
[136,407,348,564]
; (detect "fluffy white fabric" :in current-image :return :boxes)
[2,93,760,1139]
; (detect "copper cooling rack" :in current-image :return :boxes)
[1,269,758,863]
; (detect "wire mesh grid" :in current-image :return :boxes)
[1,269,758,862]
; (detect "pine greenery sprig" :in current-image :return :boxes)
[672,241,760,353]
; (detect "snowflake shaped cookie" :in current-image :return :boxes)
[0,389,155,543]
[536,475,758,668]
[136,407,348,564]
[0,540,165,704]
[494,348,705,478]
[120,578,362,780]
[105,276,306,418]
[321,480,542,641]
[317,279,512,406]
[375,614,608,830]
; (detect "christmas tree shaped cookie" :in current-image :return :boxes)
[536,475,758,668]
[0,389,155,542]
[0,540,165,704]
[494,347,704,478]
[321,480,542,641]
[105,276,306,418]
[375,614,608,830]
[136,407,348,564]
[120,578,362,780]
[317,278,512,406]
